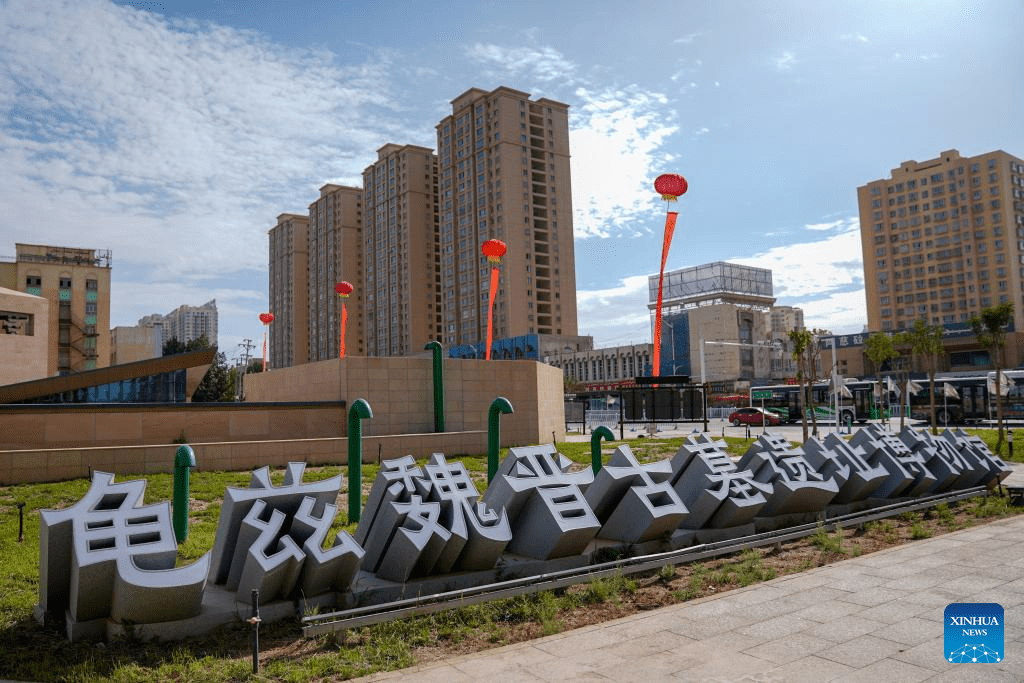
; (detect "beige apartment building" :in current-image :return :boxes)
[109,325,160,365]
[436,86,578,346]
[859,149,1024,333]
[362,144,442,356]
[0,287,49,384]
[307,184,364,361]
[268,213,309,368]
[0,243,111,376]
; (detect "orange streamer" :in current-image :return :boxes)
[652,211,679,378]
[339,302,348,359]
[486,265,499,360]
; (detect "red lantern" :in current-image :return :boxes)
[259,312,274,325]
[335,281,353,297]
[654,173,688,201]
[482,239,507,264]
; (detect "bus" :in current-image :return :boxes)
[749,380,877,425]
[906,370,1024,425]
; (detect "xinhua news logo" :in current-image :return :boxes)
[944,603,1004,664]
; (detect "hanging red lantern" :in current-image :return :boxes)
[335,281,353,297]
[654,173,688,201]
[259,312,274,325]
[481,239,507,264]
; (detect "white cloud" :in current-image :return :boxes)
[576,275,652,345]
[465,42,679,242]
[804,218,853,232]
[840,32,870,44]
[673,33,701,45]
[0,0,400,281]
[776,51,797,71]
[464,43,578,83]
[569,86,678,239]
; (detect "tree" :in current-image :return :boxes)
[864,332,898,424]
[906,319,945,434]
[789,328,816,442]
[192,351,235,402]
[246,358,265,374]
[970,302,1014,454]
[163,334,212,356]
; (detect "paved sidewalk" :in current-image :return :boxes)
[357,511,1024,682]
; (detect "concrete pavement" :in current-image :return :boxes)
[356,466,1024,682]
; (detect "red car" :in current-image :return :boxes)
[728,407,783,427]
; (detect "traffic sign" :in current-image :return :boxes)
[751,390,772,400]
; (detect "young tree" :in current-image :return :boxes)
[789,328,816,442]
[192,351,235,402]
[906,319,945,434]
[864,332,898,424]
[970,302,1014,454]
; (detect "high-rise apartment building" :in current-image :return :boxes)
[0,243,111,376]
[268,86,581,366]
[307,184,363,361]
[159,300,218,346]
[859,149,1024,332]
[268,213,309,368]
[436,87,578,346]
[362,144,441,356]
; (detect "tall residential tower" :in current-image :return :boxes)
[858,149,1024,332]
[362,144,441,356]
[436,87,578,347]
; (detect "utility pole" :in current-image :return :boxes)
[238,338,256,400]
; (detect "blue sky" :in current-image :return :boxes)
[1,0,1022,363]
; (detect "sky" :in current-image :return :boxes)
[1,0,1022,363]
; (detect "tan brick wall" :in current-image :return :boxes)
[245,355,564,444]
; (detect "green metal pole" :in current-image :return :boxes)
[425,340,445,433]
[347,398,373,523]
[172,444,196,544]
[590,426,614,474]
[487,397,514,483]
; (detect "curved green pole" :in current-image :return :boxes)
[487,397,514,483]
[347,398,373,523]
[425,340,445,433]
[173,444,196,544]
[590,426,614,475]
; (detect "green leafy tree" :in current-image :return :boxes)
[192,351,235,402]
[163,334,212,356]
[864,332,898,423]
[970,302,1014,454]
[789,328,815,442]
[246,358,265,374]
[906,319,945,434]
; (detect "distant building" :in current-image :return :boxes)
[858,148,1024,333]
[110,325,161,366]
[268,213,309,369]
[158,299,218,347]
[268,86,580,367]
[0,243,111,376]
[437,87,579,346]
[362,144,441,356]
[307,184,363,361]
[770,305,804,377]
[0,287,49,384]
[550,342,651,392]
[648,262,794,389]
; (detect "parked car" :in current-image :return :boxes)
[728,407,783,427]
